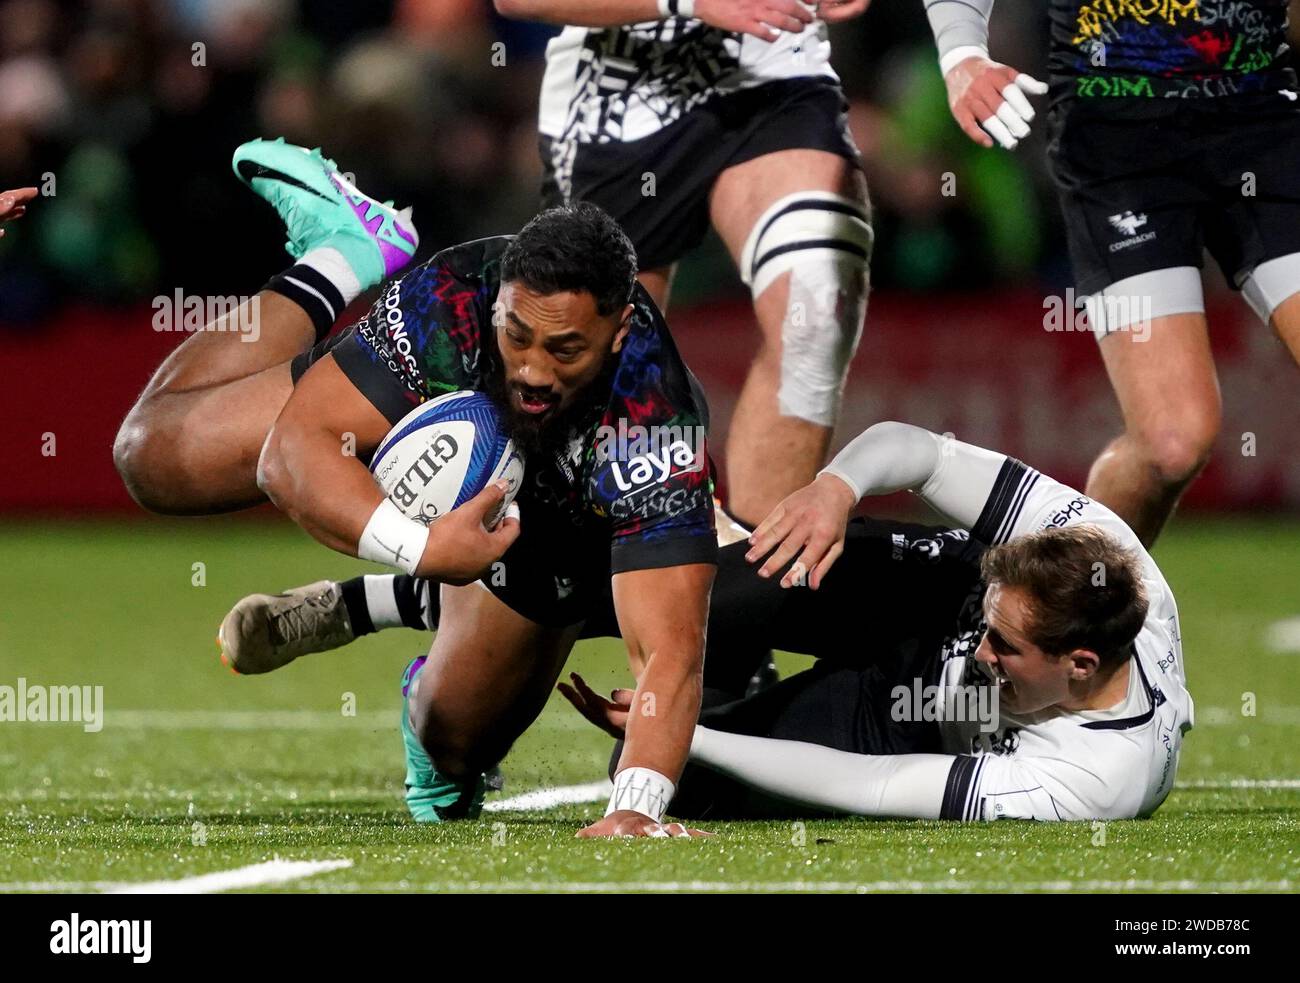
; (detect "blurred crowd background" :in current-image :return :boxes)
[0,0,1068,323]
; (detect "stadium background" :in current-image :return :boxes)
[4,0,1299,512]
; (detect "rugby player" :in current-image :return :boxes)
[926,0,1300,545]
[113,140,717,837]
[496,0,875,526]
[232,423,1192,821]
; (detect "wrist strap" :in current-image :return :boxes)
[939,44,989,76]
[358,499,429,575]
[606,767,675,822]
[657,0,696,19]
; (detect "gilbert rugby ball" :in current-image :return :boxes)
[369,390,523,526]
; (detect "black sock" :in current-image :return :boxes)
[338,574,436,636]
[263,263,346,340]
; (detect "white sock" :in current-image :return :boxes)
[298,246,362,308]
[363,574,405,631]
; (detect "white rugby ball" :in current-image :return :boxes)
[369,390,523,526]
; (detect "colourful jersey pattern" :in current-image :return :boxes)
[330,235,717,574]
[1050,0,1295,106]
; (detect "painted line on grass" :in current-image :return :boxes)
[484,780,611,812]
[105,858,353,894]
[311,878,1295,894]
[2,859,353,894]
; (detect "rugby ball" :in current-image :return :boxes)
[369,390,523,527]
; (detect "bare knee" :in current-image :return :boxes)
[413,705,494,779]
[1134,419,1219,490]
[113,401,186,514]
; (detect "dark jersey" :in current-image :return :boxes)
[1049,0,1295,112]
[330,235,717,575]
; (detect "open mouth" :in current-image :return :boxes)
[513,387,558,416]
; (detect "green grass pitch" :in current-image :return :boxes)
[1,517,1297,893]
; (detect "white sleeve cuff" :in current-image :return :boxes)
[940,44,990,76]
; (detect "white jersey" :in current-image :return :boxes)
[538,16,837,145]
[918,442,1194,821]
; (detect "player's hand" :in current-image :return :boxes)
[577,810,712,838]
[745,472,856,589]
[943,56,1047,150]
[694,0,815,42]
[817,0,872,24]
[0,187,38,237]
[557,671,633,739]
[416,479,520,585]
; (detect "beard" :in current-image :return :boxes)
[481,348,615,464]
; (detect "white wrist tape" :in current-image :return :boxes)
[939,44,989,76]
[657,0,695,18]
[606,767,675,822]
[357,499,429,575]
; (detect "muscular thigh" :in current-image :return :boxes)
[1097,312,1221,442]
[416,582,583,762]
[709,149,866,266]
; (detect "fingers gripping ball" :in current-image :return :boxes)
[369,391,524,529]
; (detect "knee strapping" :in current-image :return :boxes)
[739,192,873,427]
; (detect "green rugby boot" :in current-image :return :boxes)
[400,655,485,822]
[232,137,419,289]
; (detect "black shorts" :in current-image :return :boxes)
[540,77,861,271]
[1047,98,1300,296]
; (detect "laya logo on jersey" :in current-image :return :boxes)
[1043,495,1091,528]
[609,440,700,493]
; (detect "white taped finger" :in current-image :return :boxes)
[995,101,1030,139]
[1015,73,1048,95]
[648,826,670,838]
[1001,82,1035,122]
[665,823,690,838]
[980,114,1018,149]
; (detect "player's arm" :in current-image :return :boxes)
[560,676,1116,820]
[749,421,1081,585]
[494,0,816,42]
[257,355,519,583]
[922,0,1046,149]
[577,562,715,837]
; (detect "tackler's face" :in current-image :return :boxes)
[974,583,1076,715]
[492,281,631,430]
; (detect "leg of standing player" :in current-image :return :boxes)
[1086,311,1221,547]
[709,149,870,526]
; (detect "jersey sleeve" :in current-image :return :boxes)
[941,747,1144,821]
[917,436,1143,555]
[592,430,718,574]
[328,258,483,425]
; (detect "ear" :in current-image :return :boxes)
[611,303,634,354]
[1068,648,1101,681]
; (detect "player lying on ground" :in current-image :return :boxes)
[926,0,1300,545]
[224,423,1193,821]
[113,141,717,837]
[501,0,874,525]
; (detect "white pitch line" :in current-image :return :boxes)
[311,878,1295,894]
[105,858,352,894]
[483,780,610,812]
[108,710,393,730]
